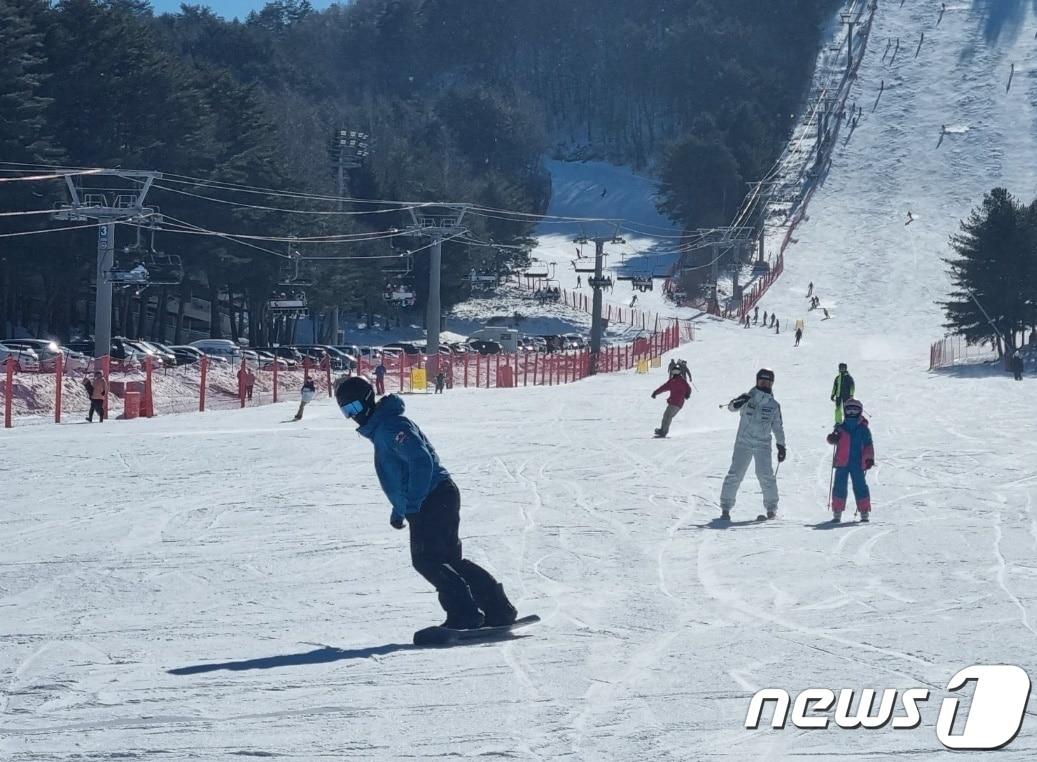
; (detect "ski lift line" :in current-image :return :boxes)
[149,183,427,217]
[153,172,441,208]
[290,231,470,260]
[0,169,105,183]
[0,221,110,238]
[155,217,409,244]
[156,214,290,259]
[0,208,70,218]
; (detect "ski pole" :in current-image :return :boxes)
[774,461,781,477]
[826,444,836,510]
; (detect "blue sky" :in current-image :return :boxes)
[151,0,338,21]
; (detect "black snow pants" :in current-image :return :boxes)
[88,399,105,421]
[408,479,500,623]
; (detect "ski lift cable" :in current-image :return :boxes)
[0,221,110,239]
[156,214,292,259]
[149,182,429,217]
[0,169,105,183]
[156,216,409,244]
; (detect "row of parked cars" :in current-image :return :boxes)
[0,332,597,373]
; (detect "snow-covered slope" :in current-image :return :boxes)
[4,3,1037,760]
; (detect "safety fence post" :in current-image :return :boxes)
[54,353,64,423]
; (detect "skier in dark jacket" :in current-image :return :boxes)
[1011,350,1024,381]
[825,398,874,522]
[830,362,856,423]
[335,377,517,630]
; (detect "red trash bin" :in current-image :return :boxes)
[122,391,140,420]
[496,365,515,388]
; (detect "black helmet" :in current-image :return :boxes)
[838,362,847,372]
[756,367,775,382]
[336,376,376,423]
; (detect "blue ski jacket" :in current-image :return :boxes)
[357,394,450,521]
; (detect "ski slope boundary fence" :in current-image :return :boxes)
[0,324,683,427]
[509,277,697,342]
[928,336,1000,370]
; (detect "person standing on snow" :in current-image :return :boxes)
[652,361,692,438]
[807,282,814,298]
[794,326,803,347]
[753,306,759,325]
[719,368,786,520]
[334,377,518,630]
[1011,350,1024,381]
[373,361,387,395]
[826,398,874,522]
[84,370,108,422]
[831,362,856,423]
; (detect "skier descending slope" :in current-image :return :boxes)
[825,398,875,523]
[335,377,519,633]
[719,368,787,521]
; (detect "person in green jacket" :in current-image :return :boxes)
[830,363,856,423]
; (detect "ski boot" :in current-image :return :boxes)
[830,512,842,523]
[442,610,484,630]
[654,428,666,438]
[720,507,731,521]
[480,583,518,627]
[859,511,870,523]
[766,510,777,520]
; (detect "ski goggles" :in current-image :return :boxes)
[340,400,365,418]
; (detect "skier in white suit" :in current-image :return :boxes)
[719,368,787,520]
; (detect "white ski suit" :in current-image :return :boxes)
[720,387,786,513]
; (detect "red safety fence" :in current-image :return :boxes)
[929,336,1000,370]
[0,323,683,426]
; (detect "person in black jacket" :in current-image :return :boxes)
[1011,350,1024,381]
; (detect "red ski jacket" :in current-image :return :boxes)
[653,376,692,408]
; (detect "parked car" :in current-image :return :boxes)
[560,334,587,350]
[129,339,176,367]
[0,345,41,372]
[467,339,502,355]
[294,345,357,371]
[189,339,242,365]
[169,345,204,365]
[448,342,471,354]
[254,350,290,370]
[334,344,362,359]
[253,346,304,368]
[383,341,421,355]
[2,339,89,371]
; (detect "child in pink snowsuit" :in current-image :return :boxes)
[825,398,875,522]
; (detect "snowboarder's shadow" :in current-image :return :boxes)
[167,643,418,674]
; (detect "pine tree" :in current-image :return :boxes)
[942,188,1037,357]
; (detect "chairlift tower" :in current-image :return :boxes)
[52,170,161,360]
[404,205,470,374]
[574,230,625,374]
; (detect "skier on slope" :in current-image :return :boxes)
[652,361,692,438]
[794,326,803,347]
[825,398,874,522]
[1011,350,1024,381]
[293,378,317,420]
[719,368,786,520]
[335,376,518,630]
[831,362,856,423]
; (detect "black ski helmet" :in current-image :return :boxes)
[756,367,775,383]
[843,398,863,418]
[335,376,376,423]
[838,362,848,372]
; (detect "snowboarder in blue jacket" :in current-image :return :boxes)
[335,376,517,629]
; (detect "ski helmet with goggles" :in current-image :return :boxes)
[838,362,848,372]
[756,368,775,383]
[670,363,683,376]
[842,398,863,418]
[336,376,376,422]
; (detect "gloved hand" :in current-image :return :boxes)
[731,393,750,410]
[830,395,836,402]
[651,393,657,398]
[826,432,838,445]
[684,390,691,400]
[865,458,874,470]
[390,514,405,530]
[776,445,787,463]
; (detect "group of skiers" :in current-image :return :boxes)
[743,306,781,333]
[648,358,874,524]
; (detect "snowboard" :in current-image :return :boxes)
[413,614,540,646]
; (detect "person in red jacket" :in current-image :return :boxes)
[652,361,692,438]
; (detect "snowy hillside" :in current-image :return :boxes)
[4,3,1037,760]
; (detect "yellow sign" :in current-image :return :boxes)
[636,360,650,374]
[410,368,427,392]
[651,356,662,368]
